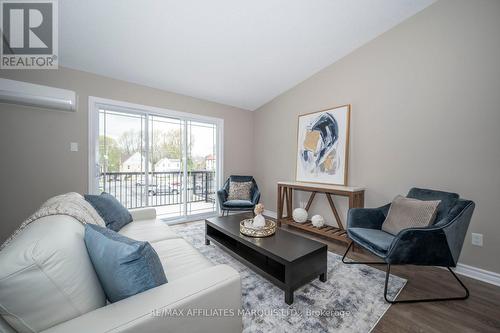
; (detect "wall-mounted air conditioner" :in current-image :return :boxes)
[0,78,77,112]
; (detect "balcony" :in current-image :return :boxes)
[99,170,216,219]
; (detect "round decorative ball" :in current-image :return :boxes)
[311,214,325,228]
[292,208,308,223]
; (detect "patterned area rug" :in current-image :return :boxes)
[171,222,406,333]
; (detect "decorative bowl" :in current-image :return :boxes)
[240,219,277,237]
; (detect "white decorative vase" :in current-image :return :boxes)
[292,208,308,223]
[253,214,266,229]
[311,215,325,228]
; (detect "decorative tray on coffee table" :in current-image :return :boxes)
[239,219,277,237]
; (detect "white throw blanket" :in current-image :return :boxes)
[0,192,106,251]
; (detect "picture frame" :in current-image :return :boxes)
[295,104,350,186]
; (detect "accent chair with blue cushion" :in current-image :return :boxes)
[342,187,475,303]
[218,175,260,216]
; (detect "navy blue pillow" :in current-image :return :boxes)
[84,224,167,303]
[85,192,133,231]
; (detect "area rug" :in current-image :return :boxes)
[171,222,406,333]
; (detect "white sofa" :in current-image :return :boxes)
[0,208,242,333]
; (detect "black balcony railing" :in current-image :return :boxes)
[99,171,216,209]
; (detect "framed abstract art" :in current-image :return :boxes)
[295,104,350,185]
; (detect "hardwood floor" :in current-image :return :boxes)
[279,224,500,333]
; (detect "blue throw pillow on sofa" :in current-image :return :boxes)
[85,192,133,231]
[84,224,167,303]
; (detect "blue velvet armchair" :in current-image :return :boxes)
[217,175,260,216]
[342,188,475,303]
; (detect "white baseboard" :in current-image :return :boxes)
[453,263,500,287]
[263,209,500,287]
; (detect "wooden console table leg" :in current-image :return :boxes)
[287,187,293,217]
[277,185,283,225]
[305,191,316,211]
[349,192,365,208]
[356,192,365,208]
[283,187,289,218]
[326,193,344,230]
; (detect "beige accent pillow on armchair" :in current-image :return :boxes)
[227,181,253,200]
[382,195,441,235]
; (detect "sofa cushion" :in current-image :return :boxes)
[152,238,213,281]
[406,187,459,223]
[0,216,106,333]
[348,228,395,255]
[223,199,254,208]
[84,193,132,231]
[118,218,181,243]
[84,224,167,303]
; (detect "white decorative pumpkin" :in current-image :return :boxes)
[311,215,325,228]
[292,208,308,223]
[253,214,266,229]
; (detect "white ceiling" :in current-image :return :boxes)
[60,0,435,110]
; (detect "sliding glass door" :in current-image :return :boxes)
[147,115,184,219]
[186,121,217,215]
[91,98,221,221]
[99,109,148,209]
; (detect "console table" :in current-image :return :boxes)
[277,181,365,244]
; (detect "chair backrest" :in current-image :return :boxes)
[224,175,258,192]
[439,199,475,265]
[406,188,474,266]
[229,175,254,183]
[406,187,459,223]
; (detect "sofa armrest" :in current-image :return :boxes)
[386,227,453,266]
[347,205,388,230]
[129,207,157,221]
[41,265,241,333]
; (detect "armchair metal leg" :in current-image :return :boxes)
[342,242,470,304]
[383,265,469,304]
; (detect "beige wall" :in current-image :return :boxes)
[253,0,500,273]
[0,67,253,242]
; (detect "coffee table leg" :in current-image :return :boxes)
[205,238,210,245]
[285,288,294,305]
[319,272,327,282]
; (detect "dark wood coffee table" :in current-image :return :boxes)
[205,213,327,304]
